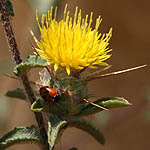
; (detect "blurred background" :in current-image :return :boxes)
[0,0,150,150]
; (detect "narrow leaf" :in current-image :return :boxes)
[76,97,131,116]
[5,88,27,100]
[48,116,67,150]
[0,125,46,150]
[14,55,47,76]
[68,118,105,145]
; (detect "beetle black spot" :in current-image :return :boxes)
[42,95,47,99]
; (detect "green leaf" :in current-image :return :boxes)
[76,97,131,116]
[48,116,67,150]
[0,125,46,150]
[5,88,27,100]
[68,118,105,145]
[14,55,47,76]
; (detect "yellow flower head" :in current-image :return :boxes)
[35,5,112,75]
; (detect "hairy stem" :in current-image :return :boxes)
[0,0,48,144]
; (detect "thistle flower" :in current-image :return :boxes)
[35,5,112,75]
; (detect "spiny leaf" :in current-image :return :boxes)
[48,116,67,150]
[14,55,47,76]
[5,88,27,100]
[0,125,46,150]
[76,97,131,116]
[68,117,105,145]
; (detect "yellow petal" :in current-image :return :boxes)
[54,63,59,71]
[34,5,112,75]
[66,66,71,75]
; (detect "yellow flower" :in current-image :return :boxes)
[35,5,112,75]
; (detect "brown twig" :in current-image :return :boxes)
[0,0,48,143]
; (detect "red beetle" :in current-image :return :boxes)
[39,86,59,103]
[39,86,107,110]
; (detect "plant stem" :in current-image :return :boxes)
[0,0,48,144]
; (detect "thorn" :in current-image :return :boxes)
[86,64,148,82]
[3,74,19,80]
[86,65,112,79]
[3,74,41,86]
[30,29,38,43]
[82,99,108,111]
